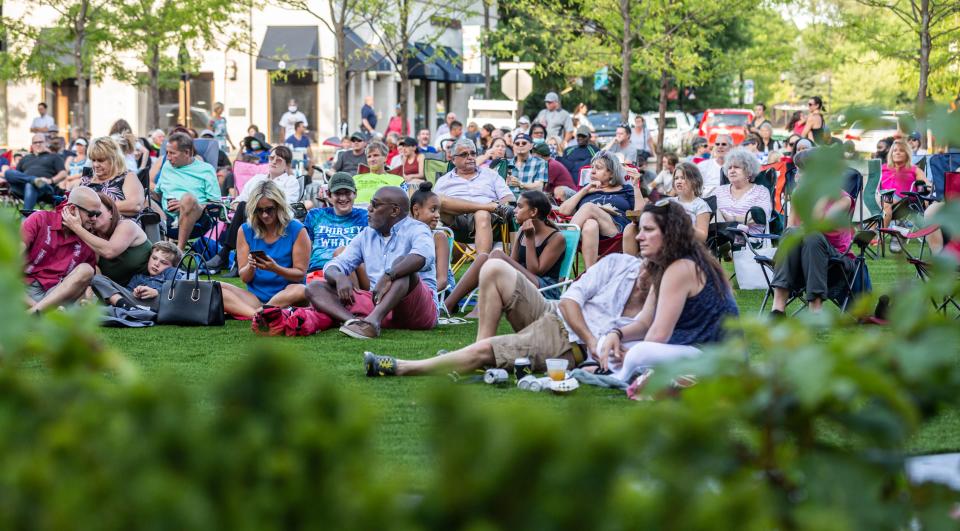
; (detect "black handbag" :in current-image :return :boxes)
[157,251,225,326]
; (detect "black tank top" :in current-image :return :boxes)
[517,230,564,282]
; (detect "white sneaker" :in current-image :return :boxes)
[889,236,902,253]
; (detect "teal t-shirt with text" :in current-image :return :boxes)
[303,207,369,271]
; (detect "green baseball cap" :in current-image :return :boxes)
[328,172,357,193]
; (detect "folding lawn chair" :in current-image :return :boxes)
[903,251,960,318]
[423,155,452,184]
[747,229,876,316]
[435,227,456,317]
[538,223,581,295]
[458,223,582,311]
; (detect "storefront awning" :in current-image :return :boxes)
[442,46,485,84]
[256,26,319,71]
[345,28,392,73]
[414,43,464,83]
[405,44,444,81]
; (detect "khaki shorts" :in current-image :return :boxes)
[445,212,508,243]
[487,271,578,371]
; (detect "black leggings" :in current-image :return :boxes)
[222,201,248,252]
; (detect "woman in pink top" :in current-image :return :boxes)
[769,149,856,315]
[880,139,928,227]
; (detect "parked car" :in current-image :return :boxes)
[158,104,214,132]
[586,110,636,147]
[642,111,698,153]
[843,112,913,154]
[697,109,754,145]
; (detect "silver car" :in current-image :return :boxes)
[642,111,698,153]
[843,114,910,154]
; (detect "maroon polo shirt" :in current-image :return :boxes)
[544,157,577,194]
[21,209,96,289]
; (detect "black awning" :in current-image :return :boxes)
[256,26,319,71]
[344,28,392,73]
[405,44,444,81]
[416,43,464,83]
[442,46,484,84]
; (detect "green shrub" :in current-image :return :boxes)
[3,131,960,529]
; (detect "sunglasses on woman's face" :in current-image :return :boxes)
[255,206,277,216]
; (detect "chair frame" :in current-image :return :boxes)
[745,229,876,316]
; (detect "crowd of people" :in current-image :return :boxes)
[4,91,958,393]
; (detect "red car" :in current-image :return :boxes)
[697,109,754,146]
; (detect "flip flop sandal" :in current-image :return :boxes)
[438,317,470,325]
[576,360,614,376]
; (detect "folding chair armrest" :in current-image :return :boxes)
[754,255,775,267]
[537,279,575,294]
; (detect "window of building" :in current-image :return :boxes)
[269,71,317,144]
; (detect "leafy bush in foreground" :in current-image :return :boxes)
[3,171,960,529]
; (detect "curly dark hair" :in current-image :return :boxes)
[640,200,729,298]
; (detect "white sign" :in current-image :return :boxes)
[500,62,534,70]
[462,25,482,75]
[501,69,533,101]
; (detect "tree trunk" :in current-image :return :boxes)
[73,0,89,133]
[74,47,87,134]
[147,44,161,131]
[399,69,409,129]
[619,0,631,122]
[335,26,349,136]
[917,0,930,148]
[657,68,668,173]
[483,0,491,99]
[399,0,410,131]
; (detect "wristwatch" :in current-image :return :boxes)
[383,268,395,281]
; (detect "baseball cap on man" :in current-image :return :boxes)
[328,172,357,193]
[517,115,531,125]
[544,92,560,103]
[576,125,591,137]
[514,133,533,144]
[349,131,365,141]
[908,131,921,141]
[532,143,551,157]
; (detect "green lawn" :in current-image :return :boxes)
[97,246,960,478]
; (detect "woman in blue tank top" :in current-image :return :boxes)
[594,199,739,382]
[221,180,310,318]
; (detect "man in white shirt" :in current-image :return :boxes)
[279,99,308,140]
[30,102,57,134]
[435,112,456,139]
[630,115,656,158]
[434,120,463,151]
[363,252,647,377]
[434,137,514,253]
[698,134,732,197]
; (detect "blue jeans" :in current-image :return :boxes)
[4,170,57,210]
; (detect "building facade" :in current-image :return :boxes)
[0,1,494,149]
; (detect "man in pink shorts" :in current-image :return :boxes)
[305,186,437,338]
